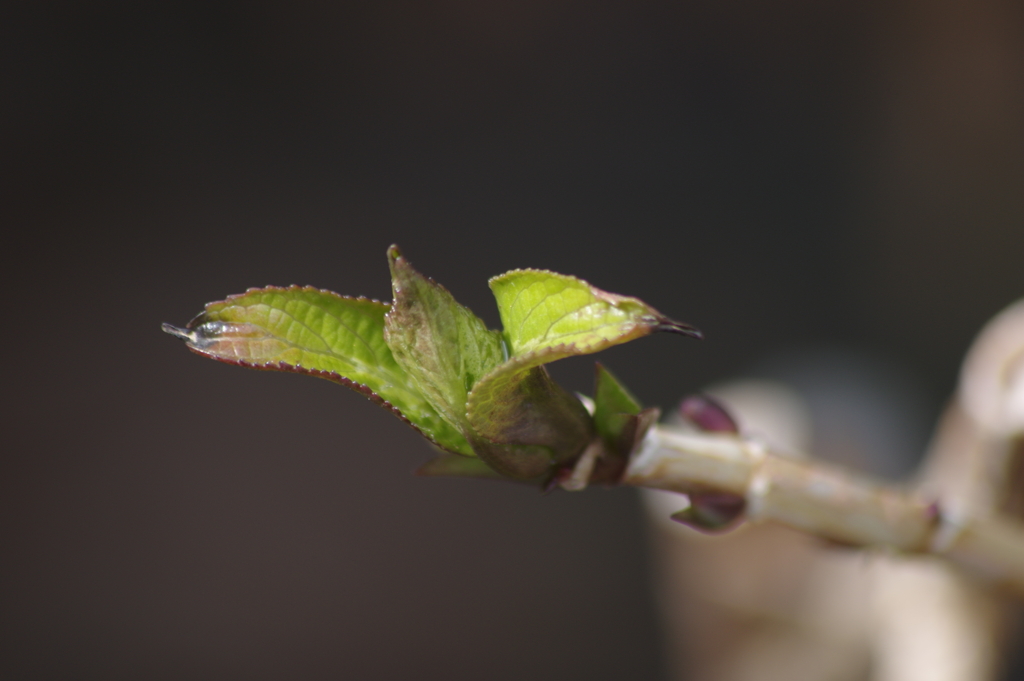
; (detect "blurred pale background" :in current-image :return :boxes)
[3,1,1023,679]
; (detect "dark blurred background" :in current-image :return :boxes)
[3,1,1023,679]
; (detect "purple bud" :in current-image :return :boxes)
[670,492,746,533]
[679,395,739,434]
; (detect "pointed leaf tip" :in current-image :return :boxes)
[162,323,196,343]
[657,320,703,339]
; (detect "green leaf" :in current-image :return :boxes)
[464,270,699,480]
[592,363,643,446]
[489,269,701,366]
[593,362,642,418]
[466,363,594,480]
[162,285,472,455]
[383,246,506,434]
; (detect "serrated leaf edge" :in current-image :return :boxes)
[489,269,700,348]
[489,268,658,309]
[195,284,388,313]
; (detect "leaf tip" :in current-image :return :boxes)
[386,244,417,291]
[162,322,197,344]
[656,318,703,340]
